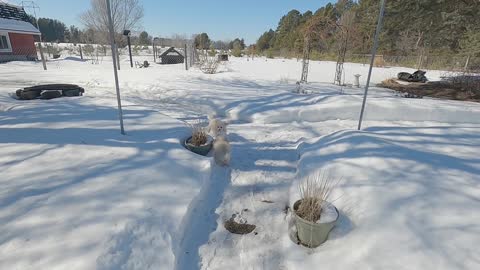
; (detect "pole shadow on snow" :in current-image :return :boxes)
[0,98,211,268]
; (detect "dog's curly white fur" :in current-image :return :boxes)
[208,115,228,138]
[213,136,231,166]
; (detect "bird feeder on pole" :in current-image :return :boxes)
[123,30,133,68]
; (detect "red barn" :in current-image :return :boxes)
[0,2,40,62]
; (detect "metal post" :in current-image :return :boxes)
[153,40,156,63]
[127,35,133,68]
[79,44,83,60]
[106,0,125,135]
[38,42,47,70]
[185,43,188,70]
[357,0,386,131]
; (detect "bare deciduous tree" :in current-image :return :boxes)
[80,0,144,43]
[171,34,188,48]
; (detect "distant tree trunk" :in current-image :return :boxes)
[464,55,471,71]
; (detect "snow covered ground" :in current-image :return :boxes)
[1,55,479,270]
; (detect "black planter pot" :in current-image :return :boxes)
[183,136,213,156]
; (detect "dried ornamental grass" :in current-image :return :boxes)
[189,121,208,147]
[296,171,340,223]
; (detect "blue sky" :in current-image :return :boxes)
[20,0,333,44]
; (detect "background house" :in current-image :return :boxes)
[0,2,40,62]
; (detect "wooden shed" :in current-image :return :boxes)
[159,47,184,65]
[218,54,228,61]
[0,2,40,62]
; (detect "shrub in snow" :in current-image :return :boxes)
[232,47,242,57]
[448,73,480,98]
[199,57,221,74]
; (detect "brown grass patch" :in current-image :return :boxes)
[378,78,480,102]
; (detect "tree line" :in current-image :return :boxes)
[25,15,153,46]
[22,0,149,47]
[26,16,246,55]
[23,0,249,55]
[256,0,480,60]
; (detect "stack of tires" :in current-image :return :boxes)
[15,84,85,100]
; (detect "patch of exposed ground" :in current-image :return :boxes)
[379,78,480,102]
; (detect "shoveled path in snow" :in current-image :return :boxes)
[197,122,304,270]
[175,165,231,270]
[171,118,305,270]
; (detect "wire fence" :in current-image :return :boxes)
[0,46,38,62]
[5,41,477,74]
[1,42,200,70]
[343,54,480,72]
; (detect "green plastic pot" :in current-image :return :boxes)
[184,136,213,156]
[293,199,339,248]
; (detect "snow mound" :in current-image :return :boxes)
[286,126,480,269]
[230,88,480,124]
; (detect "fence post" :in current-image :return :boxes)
[79,45,83,60]
[116,44,121,70]
[191,45,194,67]
[38,43,47,70]
[185,44,188,70]
[153,40,156,63]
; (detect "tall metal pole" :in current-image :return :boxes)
[127,35,133,68]
[357,0,386,130]
[106,0,125,135]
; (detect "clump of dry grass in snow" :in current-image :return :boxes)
[189,120,208,146]
[296,171,341,223]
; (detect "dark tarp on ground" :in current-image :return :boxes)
[397,70,428,83]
